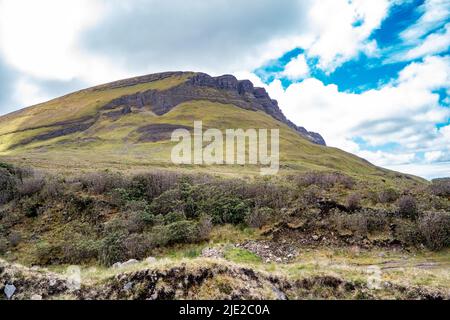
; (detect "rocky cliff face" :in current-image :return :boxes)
[101,72,326,145]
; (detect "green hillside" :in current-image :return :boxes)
[0,72,422,186]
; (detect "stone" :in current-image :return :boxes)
[123,282,133,291]
[121,259,139,267]
[201,247,224,259]
[312,235,319,241]
[4,284,16,299]
[31,294,42,300]
[145,257,157,264]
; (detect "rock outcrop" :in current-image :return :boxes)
[102,72,326,145]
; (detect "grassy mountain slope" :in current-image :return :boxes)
[0,72,422,185]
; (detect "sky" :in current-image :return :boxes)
[0,0,449,179]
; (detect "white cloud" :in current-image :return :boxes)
[400,0,450,42]
[0,0,394,94]
[404,23,450,60]
[425,150,445,162]
[0,0,129,84]
[386,162,450,180]
[282,54,310,80]
[305,0,391,72]
[12,78,52,108]
[264,55,450,177]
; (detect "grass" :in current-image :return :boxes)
[0,73,192,150]
[224,247,262,264]
[0,99,424,188]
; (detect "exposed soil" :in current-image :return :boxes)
[1,259,448,300]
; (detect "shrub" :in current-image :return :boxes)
[0,236,8,255]
[419,212,450,251]
[166,220,199,244]
[164,211,186,224]
[206,196,250,225]
[397,195,418,219]
[104,210,152,234]
[378,188,399,203]
[430,178,450,197]
[149,189,183,216]
[0,168,17,204]
[246,207,273,229]
[108,188,133,207]
[8,232,21,247]
[62,238,100,264]
[34,241,63,265]
[40,177,63,199]
[346,193,361,212]
[129,171,179,201]
[197,215,213,241]
[294,172,354,189]
[21,196,43,218]
[79,171,124,194]
[334,213,368,236]
[395,220,422,247]
[302,185,321,205]
[99,231,128,266]
[18,176,45,197]
[123,233,152,259]
[365,211,389,233]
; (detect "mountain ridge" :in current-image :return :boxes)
[94,71,326,145]
[0,71,423,185]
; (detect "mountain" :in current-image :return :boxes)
[0,71,419,182]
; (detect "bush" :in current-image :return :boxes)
[149,189,183,216]
[395,220,422,247]
[165,220,199,244]
[164,211,186,224]
[205,196,250,225]
[378,188,399,203]
[430,178,450,197]
[302,185,322,205]
[34,241,63,265]
[129,171,179,201]
[21,196,44,218]
[397,195,418,219]
[79,171,125,194]
[331,210,389,236]
[346,193,361,212]
[419,212,450,251]
[18,176,45,197]
[99,231,128,266]
[0,236,8,255]
[197,215,213,240]
[123,233,152,259]
[104,210,152,234]
[246,207,273,229]
[40,177,63,199]
[8,232,21,247]
[0,168,17,204]
[332,213,368,236]
[62,238,100,264]
[294,172,355,189]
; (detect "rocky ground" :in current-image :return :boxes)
[2,242,449,300]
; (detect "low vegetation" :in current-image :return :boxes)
[0,162,449,269]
